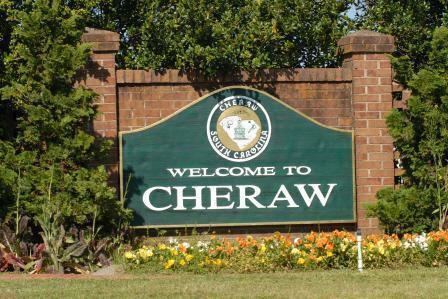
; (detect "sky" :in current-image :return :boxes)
[348,4,357,19]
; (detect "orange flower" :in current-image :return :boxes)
[306,232,317,242]
[178,244,187,253]
[315,235,329,248]
[225,247,234,255]
[429,230,448,242]
[325,243,334,251]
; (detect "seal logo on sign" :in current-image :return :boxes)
[207,95,271,162]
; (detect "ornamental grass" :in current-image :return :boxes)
[122,230,448,273]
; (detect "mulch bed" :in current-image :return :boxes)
[0,273,132,280]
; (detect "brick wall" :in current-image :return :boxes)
[116,69,352,132]
[78,28,120,185]
[338,31,395,234]
[81,29,396,234]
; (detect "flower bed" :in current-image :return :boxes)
[122,230,448,272]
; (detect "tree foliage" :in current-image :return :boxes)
[4,1,356,74]
[0,0,128,230]
[369,27,448,231]
[359,0,448,71]
[123,0,355,75]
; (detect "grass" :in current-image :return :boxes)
[1,267,447,298]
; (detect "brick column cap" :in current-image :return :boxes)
[81,27,120,52]
[338,30,395,55]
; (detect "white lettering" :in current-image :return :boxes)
[237,185,265,209]
[267,185,300,208]
[142,187,172,211]
[295,184,337,207]
[283,166,295,176]
[216,167,229,176]
[188,168,202,177]
[167,168,187,178]
[229,167,244,176]
[208,186,234,209]
[264,167,276,176]
[173,186,206,210]
[296,166,311,175]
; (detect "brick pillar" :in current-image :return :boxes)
[80,28,120,189]
[338,31,395,234]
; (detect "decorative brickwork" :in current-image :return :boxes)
[80,28,397,234]
[116,71,352,132]
[338,30,395,234]
[78,28,120,186]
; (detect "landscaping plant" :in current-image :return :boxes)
[0,0,130,272]
[125,0,355,75]
[368,27,448,232]
[122,230,448,273]
[359,0,448,71]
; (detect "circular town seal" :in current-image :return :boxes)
[207,95,271,162]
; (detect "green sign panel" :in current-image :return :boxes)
[120,87,355,227]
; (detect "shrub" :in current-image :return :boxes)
[368,187,437,234]
[0,0,129,229]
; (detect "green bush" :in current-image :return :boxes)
[368,187,437,234]
[0,0,129,230]
[370,27,448,231]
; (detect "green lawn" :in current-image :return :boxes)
[1,268,447,298]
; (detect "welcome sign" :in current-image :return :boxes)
[120,87,355,227]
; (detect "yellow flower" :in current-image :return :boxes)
[291,248,300,255]
[260,244,266,253]
[389,242,397,249]
[297,258,305,265]
[326,251,333,257]
[137,248,153,260]
[170,248,179,256]
[164,259,175,269]
[124,251,136,260]
[316,256,323,262]
[185,254,194,262]
[214,259,222,266]
[179,259,186,266]
[378,246,385,255]
[158,244,167,250]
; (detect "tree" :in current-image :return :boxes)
[122,0,355,75]
[358,0,448,71]
[0,0,128,230]
[0,0,15,141]
[63,0,148,66]
[369,27,448,231]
